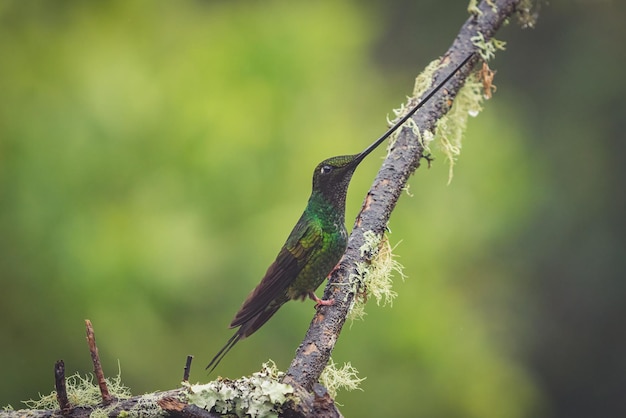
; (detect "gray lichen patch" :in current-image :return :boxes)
[186,361,293,418]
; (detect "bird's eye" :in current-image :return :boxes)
[320,165,333,174]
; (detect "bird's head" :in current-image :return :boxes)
[311,131,386,208]
[311,154,362,206]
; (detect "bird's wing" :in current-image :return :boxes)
[230,214,323,328]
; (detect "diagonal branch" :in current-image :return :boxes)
[285,0,523,390]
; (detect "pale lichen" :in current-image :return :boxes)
[386,101,407,140]
[433,72,485,183]
[412,60,441,99]
[186,361,293,418]
[387,102,417,154]
[386,59,441,153]
[420,129,436,154]
[386,57,488,183]
[347,232,405,322]
[359,230,382,259]
[471,32,507,61]
[21,370,132,411]
[467,0,481,16]
[319,359,365,399]
[516,0,540,28]
[468,0,497,16]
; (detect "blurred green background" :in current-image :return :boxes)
[1,1,624,417]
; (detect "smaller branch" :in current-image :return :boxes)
[183,355,194,383]
[84,320,111,404]
[54,360,71,414]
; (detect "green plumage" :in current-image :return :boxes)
[286,191,348,301]
[206,153,375,373]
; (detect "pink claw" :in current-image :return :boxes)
[326,261,343,279]
[309,291,335,309]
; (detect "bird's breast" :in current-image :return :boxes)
[287,225,347,300]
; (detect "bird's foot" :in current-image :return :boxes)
[309,291,335,309]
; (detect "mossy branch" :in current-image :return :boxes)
[1,330,341,418]
[2,0,529,417]
[0,381,340,418]
[284,0,526,391]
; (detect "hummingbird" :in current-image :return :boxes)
[206,53,475,374]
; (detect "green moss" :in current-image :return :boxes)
[320,359,365,399]
[186,361,293,418]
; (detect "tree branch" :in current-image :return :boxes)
[1,325,341,418]
[85,320,112,405]
[54,360,71,414]
[284,0,523,390]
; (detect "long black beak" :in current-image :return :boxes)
[350,53,475,167]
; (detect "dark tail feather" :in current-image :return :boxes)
[238,301,284,338]
[207,302,285,374]
[206,330,242,374]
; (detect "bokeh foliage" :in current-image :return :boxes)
[1,1,624,417]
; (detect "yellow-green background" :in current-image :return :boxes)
[1,1,624,417]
